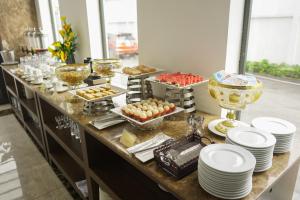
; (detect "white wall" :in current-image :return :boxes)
[247,0,300,65]
[58,0,91,62]
[137,0,232,115]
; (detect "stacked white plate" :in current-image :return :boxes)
[226,127,276,172]
[198,144,256,199]
[252,117,296,153]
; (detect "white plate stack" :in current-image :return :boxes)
[198,144,256,199]
[226,127,276,172]
[252,117,296,153]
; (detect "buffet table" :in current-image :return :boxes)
[1,64,300,200]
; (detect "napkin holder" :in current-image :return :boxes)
[154,133,214,179]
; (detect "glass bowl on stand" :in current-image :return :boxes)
[208,73,263,137]
[92,58,121,85]
[55,63,91,102]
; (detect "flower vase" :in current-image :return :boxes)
[66,54,75,64]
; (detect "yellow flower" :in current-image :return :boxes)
[60,51,66,62]
[61,16,66,23]
[69,32,75,40]
[52,41,61,48]
[48,47,54,53]
[59,30,65,37]
[65,41,71,48]
[63,24,71,32]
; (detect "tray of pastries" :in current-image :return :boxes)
[147,72,207,89]
[111,98,184,125]
[114,65,163,78]
[69,84,127,102]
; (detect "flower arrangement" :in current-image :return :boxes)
[48,16,77,63]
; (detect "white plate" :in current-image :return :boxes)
[254,162,272,172]
[200,144,256,174]
[208,119,249,138]
[50,86,69,93]
[252,117,296,135]
[111,106,184,126]
[198,174,252,199]
[274,149,290,154]
[198,172,251,192]
[31,81,43,85]
[227,127,276,149]
[225,138,275,153]
[198,160,252,180]
[198,174,251,194]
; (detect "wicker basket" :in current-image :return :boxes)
[154,133,214,179]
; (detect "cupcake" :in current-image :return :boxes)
[139,112,147,122]
[158,107,164,115]
[169,103,176,111]
[164,105,170,113]
[146,110,153,120]
[152,109,159,117]
[122,107,130,116]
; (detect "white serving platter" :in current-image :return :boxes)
[69,84,127,102]
[111,106,184,126]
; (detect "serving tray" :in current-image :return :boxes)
[69,84,127,102]
[113,67,164,78]
[146,76,208,90]
[111,106,184,126]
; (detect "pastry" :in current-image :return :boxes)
[136,65,156,73]
[123,67,142,75]
[76,86,121,100]
[121,98,176,122]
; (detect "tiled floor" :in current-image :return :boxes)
[0,114,73,200]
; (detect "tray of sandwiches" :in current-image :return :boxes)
[69,84,127,102]
[147,72,207,89]
[114,65,164,78]
[111,98,184,126]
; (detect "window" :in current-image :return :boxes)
[241,0,300,130]
[102,0,139,66]
[49,0,62,41]
[36,0,54,46]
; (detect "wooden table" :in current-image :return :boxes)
[2,64,300,200]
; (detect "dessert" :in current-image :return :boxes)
[122,65,157,75]
[120,129,138,147]
[75,86,120,100]
[155,72,204,87]
[136,65,156,73]
[121,98,176,122]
